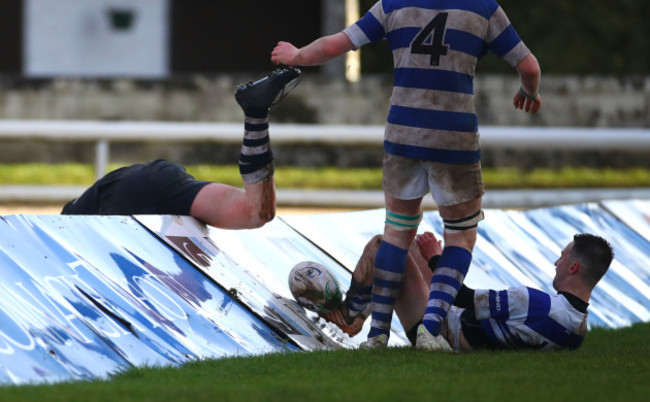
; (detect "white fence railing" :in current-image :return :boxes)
[2,120,650,178]
[1,120,649,207]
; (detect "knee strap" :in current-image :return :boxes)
[443,210,484,233]
[385,210,422,231]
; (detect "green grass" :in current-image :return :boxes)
[2,322,649,402]
[1,163,650,189]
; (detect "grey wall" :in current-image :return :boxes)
[0,74,648,168]
[1,74,647,127]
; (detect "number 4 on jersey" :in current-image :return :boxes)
[410,13,449,66]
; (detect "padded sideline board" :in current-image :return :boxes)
[136,215,410,349]
[0,215,295,385]
[1,200,650,385]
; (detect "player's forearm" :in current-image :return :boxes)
[294,33,354,66]
[517,53,541,96]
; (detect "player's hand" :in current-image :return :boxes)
[271,41,299,66]
[415,232,443,260]
[513,88,541,113]
[319,309,364,336]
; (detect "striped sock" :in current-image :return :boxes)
[239,109,273,183]
[367,240,408,339]
[422,246,472,336]
[344,278,373,317]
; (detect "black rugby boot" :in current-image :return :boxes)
[235,67,302,113]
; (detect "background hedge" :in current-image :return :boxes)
[358,0,650,75]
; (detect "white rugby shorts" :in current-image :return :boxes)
[382,153,484,206]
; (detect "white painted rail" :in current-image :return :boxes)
[2,120,650,147]
[1,120,649,207]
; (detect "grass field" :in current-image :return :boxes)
[1,163,650,189]
[2,322,648,402]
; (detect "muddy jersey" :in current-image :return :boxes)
[461,286,588,350]
[343,0,530,163]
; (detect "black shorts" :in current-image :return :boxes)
[61,159,210,215]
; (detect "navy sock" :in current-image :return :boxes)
[367,240,408,339]
[422,246,472,336]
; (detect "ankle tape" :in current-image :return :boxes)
[385,210,422,231]
[443,210,484,233]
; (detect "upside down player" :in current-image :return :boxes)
[62,67,301,229]
[271,0,542,348]
[323,231,613,351]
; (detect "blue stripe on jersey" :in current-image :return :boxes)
[526,288,550,317]
[525,288,585,349]
[526,316,584,350]
[387,105,478,132]
[384,140,481,164]
[488,289,509,319]
[382,0,498,20]
[489,25,521,58]
[394,68,474,94]
[388,27,484,59]
[356,10,385,43]
[445,29,485,58]
[387,27,420,49]
[480,318,498,341]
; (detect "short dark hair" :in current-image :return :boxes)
[570,233,614,287]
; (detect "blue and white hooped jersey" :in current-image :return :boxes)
[473,287,588,350]
[343,0,530,164]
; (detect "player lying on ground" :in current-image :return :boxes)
[61,67,301,229]
[322,231,613,351]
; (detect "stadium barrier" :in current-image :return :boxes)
[1,120,650,207]
[0,200,649,385]
[1,120,650,179]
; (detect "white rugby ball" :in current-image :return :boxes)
[288,261,343,313]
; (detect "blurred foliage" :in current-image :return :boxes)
[2,164,650,190]
[358,0,650,75]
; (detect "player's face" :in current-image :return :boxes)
[553,241,575,291]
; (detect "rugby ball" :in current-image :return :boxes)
[288,261,343,313]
